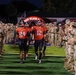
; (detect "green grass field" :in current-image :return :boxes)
[3,44,65,56]
[0,44,72,75]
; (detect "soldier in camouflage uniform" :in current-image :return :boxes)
[58,23,64,47]
[63,19,73,57]
[54,24,58,46]
[45,23,49,44]
[3,24,8,44]
[65,22,76,75]
[46,23,52,44]
[8,24,15,42]
[0,23,4,56]
[64,21,76,74]
[50,24,55,46]
[64,22,71,58]
[63,20,71,58]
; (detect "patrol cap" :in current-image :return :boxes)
[58,23,62,26]
[70,22,75,26]
[65,19,71,25]
[72,22,76,27]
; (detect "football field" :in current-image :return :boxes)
[0,44,72,75]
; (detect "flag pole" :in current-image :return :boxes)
[17,11,26,25]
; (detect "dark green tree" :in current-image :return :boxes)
[5,4,18,17]
[41,0,56,13]
[41,0,76,13]
[11,0,38,12]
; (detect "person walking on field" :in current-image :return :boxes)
[31,20,47,63]
[0,23,4,56]
[15,21,30,64]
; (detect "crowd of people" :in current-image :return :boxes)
[0,18,76,74]
[0,22,16,55]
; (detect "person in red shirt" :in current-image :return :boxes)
[31,20,46,63]
[15,21,30,64]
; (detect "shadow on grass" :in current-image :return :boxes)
[0,71,29,74]
[7,45,34,50]
[0,54,72,75]
[32,71,70,75]
[1,54,65,64]
[5,66,46,69]
[42,60,64,63]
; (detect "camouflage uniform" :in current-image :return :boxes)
[69,26,76,73]
[64,19,71,57]
[47,23,52,44]
[8,25,15,42]
[54,25,58,46]
[3,24,8,44]
[65,27,72,58]
[50,24,55,46]
[0,27,4,55]
[64,22,76,73]
[58,25,64,47]
[6,24,12,43]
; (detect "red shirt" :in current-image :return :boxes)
[16,27,29,39]
[32,26,45,40]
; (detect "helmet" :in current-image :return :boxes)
[19,20,25,26]
[36,20,42,26]
[24,22,29,27]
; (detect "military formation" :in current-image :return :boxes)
[43,19,76,75]
[0,22,16,56]
[63,20,76,75]
[0,18,76,74]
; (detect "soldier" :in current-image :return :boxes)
[58,23,64,47]
[49,23,55,46]
[66,22,76,75]
[0,23,4,56]
[54,24,58,46]
[47,23,52,44]
[3,24,7,44]
[64,21,76,74]
[64,21,74,58]
[8,24,15,43]
[64,19,72,65]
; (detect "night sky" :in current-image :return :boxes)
[0,0,11,4]
[26,0,42,8]
[0,0,42,8]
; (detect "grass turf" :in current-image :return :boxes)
[3,44,65,56]
[0,44,72,75]
[0,54,72,75]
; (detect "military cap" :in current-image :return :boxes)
[65,19,71,25]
